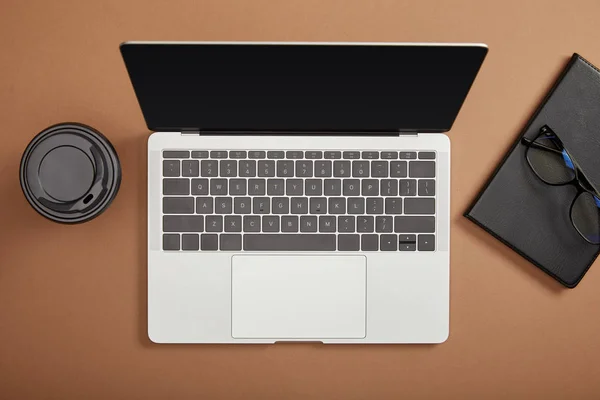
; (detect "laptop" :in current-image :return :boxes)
[120,42,487,344]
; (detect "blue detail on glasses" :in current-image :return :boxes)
[562,149,575,171]
[595,195,600,209]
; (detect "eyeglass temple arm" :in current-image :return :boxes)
[521,137,564,155]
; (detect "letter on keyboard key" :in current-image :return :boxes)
[404,198,435,214]
[305,179,322,196]
[234,197,252,214]
[281,216,299,232]
[201,234,218,250]
[343,179,360,196]
[310,197,327,214]
[220,234,242,250]
[243,216,261,232]
[394,216,435,233]
[267,179,285,195]
[347,198,365,214]
[191,178,209,195]
[196,197,213,214]
[163,215,204,232]
[291,197,309,214]
[248,179,266,195]
[253,197,270,214]
[215,197,232,214]
[272,197,289,214]
[300,216,318,232]
[328,197,346,214]
[163,234,180,250]
[181,234,199,251]
[319,216,336,232]
[262,216,280,232]
[338,234,360,251]
[409,161,436,178]
[385,198,403,214]
[163,197,194,214]
[210,179,228,195]
[163,178,189,195]
[286,179,303,195]
[225,216,242,232]
[205,216,223,232]
[229,179,247,195]
[243,234,336,251]
[324,179,341,196]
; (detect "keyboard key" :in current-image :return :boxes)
[352,161,369,178]
[229,151,247,159]
[181,234,199,251]
[239,160,257,177]
[314,161,332,177]
[324,179,341,196]
[362,151,378,159]
[286,179,304,195]
[361,234,378,251]
[329,197,346,214]
[376,216,393,232]
[163,215,204,232]
[163,151,189,158]
[399,234,417,243]
[243,216,261,232]
[163,178,189,195]
[405,198,435,214]
[380,234,398,251]
[310,197,327,214]
[205,216,223,232]
[381,151,398,159]
[220,234,242,250]
[234,197,252,214]
[210,151,228,158]
[200,160,218,177]
[248,179,266,195]
[418,152,436,160]
[262,216,280,232]
[338,234,360,251]
[338,216,355,233]
[390,161,408,177]
[362,179,379,196]
[281,216,299,232]
[249,151,266,159]
[196,197,213,214]
[296,160,313,177]
[229,179,247,195]
[253,197,270,214]
[381,179,398,196]
[371,161,388,177]
[400,151,417,159]
[357,216,375,233]
[324,151,341,159]
[343,179,360,196]
[385,198,403,214]
[291,197,309,214]
[163,160,180,177]
[418,234,435,251]
[267,179,285,195]
[300,216,318,232]
[272,197,289,214]
[244,234,336,251]
[394,216,435,233]
[347,198,365,214]
[182,160,199,177]
[305,151,322,159]
[258,160,275,177]
[163,234,180,250]
[191,178,209,195]
[333,161,351,177]
[277,160,294,177]
[319,216,336,232]
[225,216,242,232]
[399,179,417,196]
[201,234,218,250]
[418,180,436,196]
[366,198,384,214]
[305,179,322,196]
[215,197,232,214]
[400,242,416,251]
[220,160,237,177]
[343,151,360,159]
[410,161,436,178]
[191,151,208,159]
[286,151,304,159]
[267,151,284,159]
[210,179,227,195]
[163,197,194,214]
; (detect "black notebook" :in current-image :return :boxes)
[465,53,600,288]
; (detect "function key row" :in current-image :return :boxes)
[163,150,436,160]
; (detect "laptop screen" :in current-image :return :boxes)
[121,43,487,133]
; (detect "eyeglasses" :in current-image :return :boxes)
[522,125,600,245]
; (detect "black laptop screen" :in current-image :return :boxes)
[120,43,487,132]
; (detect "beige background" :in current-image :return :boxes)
[1,0,600,398]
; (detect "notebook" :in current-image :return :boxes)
[465,53,600,288]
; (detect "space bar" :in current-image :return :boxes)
[243,234,336,251]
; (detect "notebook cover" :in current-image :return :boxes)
[465,53,600,288]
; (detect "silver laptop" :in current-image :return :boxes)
[121,42,487,344]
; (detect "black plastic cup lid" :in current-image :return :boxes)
[20,123,121,223]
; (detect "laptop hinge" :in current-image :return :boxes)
[181,130,200,135]
[398,130,418,136]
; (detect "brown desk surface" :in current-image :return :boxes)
[1,0,600,398]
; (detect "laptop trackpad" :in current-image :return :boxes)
[231,255,366,339]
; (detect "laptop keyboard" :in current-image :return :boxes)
[161,150,436,251]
